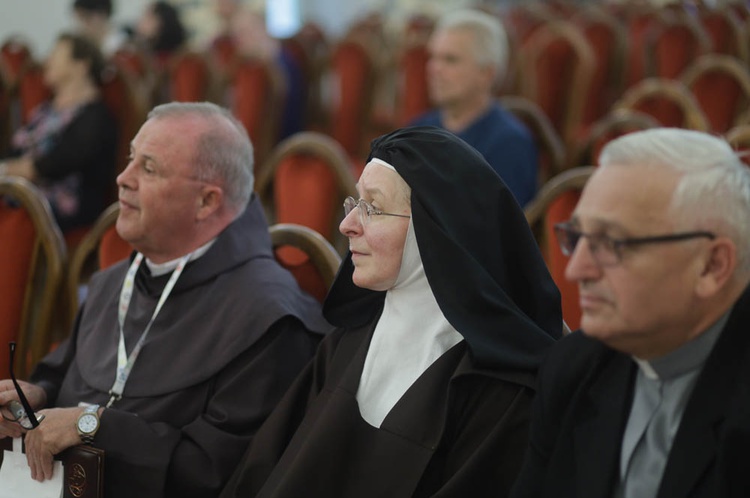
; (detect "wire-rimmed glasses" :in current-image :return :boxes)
[343,196,410,225]
[1,342,44,429]
[553,222,716,267]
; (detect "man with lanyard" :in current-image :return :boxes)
[0,102,332,497]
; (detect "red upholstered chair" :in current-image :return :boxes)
[207,34,238,78]
[327,37,377,160]
[100,65,147,192]
[698,5,748,62]
[681,55,750,133]
[518,19,596,148]
[525,166,596,331]
[65,203,132,330]
[0,73,11,156]
[0,36,32,88]
[571,6,628,128]
[502,3,556,43]
[646,12,711,81]
[396,39,431,126]
[570,109,660,169]
[256,131,356,255]
[228,56,286,170]
[270,223,341,303]
[0,177,66,378]
[621,3,659,88]
[613,77,710,131]
[726,124,750,167]
[498,95,566,186]
[167,50,214,103]
[17,61,51,125]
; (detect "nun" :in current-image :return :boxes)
[220,126,562,497]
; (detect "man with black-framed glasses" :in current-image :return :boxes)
[511,128,750,498]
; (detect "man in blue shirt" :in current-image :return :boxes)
[411,9,538,207]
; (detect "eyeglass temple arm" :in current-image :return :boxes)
[8,342,41,428]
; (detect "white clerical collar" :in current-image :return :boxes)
[145,238,217,276]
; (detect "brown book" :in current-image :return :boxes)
[0,438,104,498]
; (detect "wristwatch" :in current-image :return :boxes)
[76,404,100,444]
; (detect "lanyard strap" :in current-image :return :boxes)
[107,251,191,408]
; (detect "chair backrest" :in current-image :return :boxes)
[0,36,32,88]
[498,95,566,185]
[65,203,132,329]
[397,39,431,126]
[168,50,214,103]
[518,19,596,147]
[647,12,711,80]
[0,71,11,156]
[229,56,286,170]
[698,5,748,62]
[270,223,342,303]
[681,54,750,133]
[0,177,66,378]
[525,166,595,331]
[256,131,356,255]
[613,77,710,131]
[571,6,628,127]
[726,124,750,167]
[571,109,660,168]
[100,65,147,190]
[327,37,378,159]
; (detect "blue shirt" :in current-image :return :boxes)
[411,103,538,206]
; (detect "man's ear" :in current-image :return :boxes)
[196,185,224,221]
[695,237,737,299]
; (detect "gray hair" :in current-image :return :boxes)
[148,101,254,213]
[435,9,509,82]
[599,128,750,275]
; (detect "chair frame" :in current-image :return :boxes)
[256,131,357,255]
[680,54,750,132]
[269,223,342,291]
[613,77,711,131]
[519,19,596,147]
[65,203,124,328]
[498,95,567,183]
[570,109,660,168]
[0,177,66,378]
[525,166,596,226]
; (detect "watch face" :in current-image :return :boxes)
[78,413,98,434]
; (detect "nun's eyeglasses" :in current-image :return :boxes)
[554,222,716,267]
[1,342,45,429]
[343,196,410,225]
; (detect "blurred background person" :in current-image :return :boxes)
[231,8,306,140]
[71,0,127,56]
[411,9,538,207]
[0,32,117,235]
[135,0,186,68]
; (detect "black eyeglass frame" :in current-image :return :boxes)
[343,196,411,224]
[553,222,716,266]
[2,342,44,429]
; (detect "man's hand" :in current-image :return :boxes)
[23,407,83,481]
[0,379,46,439]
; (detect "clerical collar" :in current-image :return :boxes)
[145,239,217,276]
[633,310,731,381]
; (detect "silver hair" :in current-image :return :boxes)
[147,101,254,213]
[599,128,750,275]
[435,9,509,82]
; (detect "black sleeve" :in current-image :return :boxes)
[33,102,117,181]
